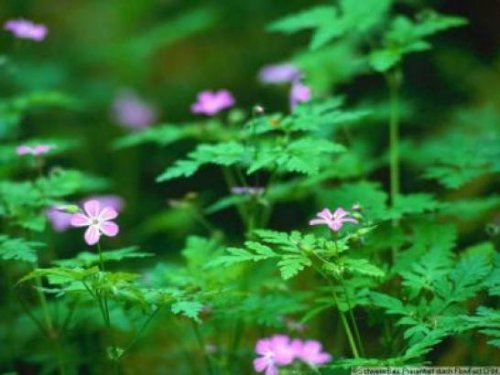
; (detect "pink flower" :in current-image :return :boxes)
[82,195,124,213]
[253,335,295,375]
[191,90,235,116]
[47,195,124,233]
[111,89,157,130]
[70,200,119,245]
[258,63,300,84]
[309,207,358,232]
[292,339,332,366]
[290,80,312,110]
[253,335,332,373]
[4,19,47,41]
[16,144,53,156]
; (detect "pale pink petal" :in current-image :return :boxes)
[98,207,118,221]
[318,208,333,220]
[70,213,91,227]
[333,207,347,219]
[290,338,303,355]
[309,218,327,226]
[302,340,321,356]
[312,352,332,364]
[99,221,119,237]
[83,200,101,218]
[253,357,269,372]
[255,339,272,355]
[16,145,32,155]
[342,217,358,224]
[84,225,101,245]
[328,221,342,231]
[265,365,278,375]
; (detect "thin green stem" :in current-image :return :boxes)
[387,68,402,263]
[311,262,359,358]
[388,68,401,208]
[17,294,48,336]
[339,279,365,357]
[95,243,119,374]
[122,307,161,355]
[192,321,214,375]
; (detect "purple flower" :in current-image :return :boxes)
[253,335,295,375]
[292,339,332,366]
[16,144,53,156]
[4,19,47,41]
[290,80,312,110]
[70,200,119,245]
[46,208,73,232]
[112,89,157,130]
[258,63,300,84]
[309,207,358,232]
[191,90,235,116]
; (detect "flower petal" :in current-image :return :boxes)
[318,208,333,220]
[98,207,118,221]
[70,213,91,227]
[253,357,269,372]
[342,217,358,224]
[265,365,278,375]
[100,221,119,237]
[333,207,347,219]
[83,200,101,218]
[84,225,101,245]
[309,218,327,226]
[328,221,342,231]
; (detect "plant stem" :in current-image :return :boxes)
[311,263,359,358]
[388,68,401,208]
[339,279,365,357]
[122,307,161,355]
[192,321,214,375]
[329,281,360,359]
[96,242,120,374]
[387,67,402,262]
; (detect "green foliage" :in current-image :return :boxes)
[112,123,198,149]
[157,141,246,181]
[369,12,467,72]
[269,0,391,50]
[53,247,153,268]
[171,300,204,322]
[0,235,43,264]
[248,137,345,175]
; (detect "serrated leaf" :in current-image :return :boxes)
[157,141,246,182]
[171,300,204,322]
[0,235,43,264]
[53,247,153,268]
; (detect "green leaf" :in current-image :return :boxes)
[369,48,402,72]
[249,138,344,176]
[113,124,194,149]
[53,247,153,268]
[278,255,312,280]
[19,266,100,285]
[0,235,43,264]
[157,141,246,182]
[171,300,204,322]
[344,258,385,278]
